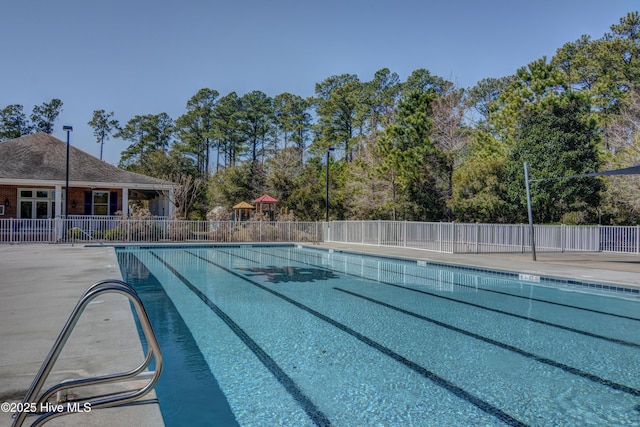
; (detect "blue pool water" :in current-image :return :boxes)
[116,245,640,427]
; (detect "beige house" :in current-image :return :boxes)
[0,133,175,219]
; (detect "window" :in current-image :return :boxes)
[18,188,57,219]
[21,201,33,218]
[0,205,4,215]
[93,191,109,215]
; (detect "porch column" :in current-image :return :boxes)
[54,185,62,218]
[54,185,63,241]
[122,187,129,217]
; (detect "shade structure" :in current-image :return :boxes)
[233,201,254,209]
[232,201,254,222]
[253,194,278,220]
[524,162,640,262]
[580,164,640,177]
[253,194,278,203]
[532,164,640,182]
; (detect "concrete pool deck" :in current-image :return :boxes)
[0,244,164,427]
[1,243,639,426]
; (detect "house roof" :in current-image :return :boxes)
[253,194,278,203]
[233,201,255,209]
[0,133,173,189]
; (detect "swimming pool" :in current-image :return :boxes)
[116,245,640,426]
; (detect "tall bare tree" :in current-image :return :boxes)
[430,84,469,203]
[88,109,120,160]
[162,172,206,219]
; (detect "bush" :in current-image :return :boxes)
[103,228,123,241]
[66,227,82,240]
[168,222,191,241]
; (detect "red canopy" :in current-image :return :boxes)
[253,194,278,203]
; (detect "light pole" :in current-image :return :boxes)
[63,125,73,220]
[325,147,334,223]
[524,162,537,261]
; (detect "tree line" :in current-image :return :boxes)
[2,12,640,224]
[0,99,64,137]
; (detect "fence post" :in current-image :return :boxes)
[438,222,442,253]
[475,222,479,254]
[451,222,456,254]
[561,224,565,253]
[403,220,407,247]
[637,225,639,255]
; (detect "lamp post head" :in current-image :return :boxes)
[63,125,73,132]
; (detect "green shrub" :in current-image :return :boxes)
[66,227,82,240]
[103,228,123,241]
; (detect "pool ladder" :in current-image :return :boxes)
[11,280,163,427]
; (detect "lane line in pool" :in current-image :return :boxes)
[148,251,334,427]
[120,252,241,427]
[187,250,529,427]
[334,287,640,397]
[270,247,640,322]
[214,247,640,396]
[255,247,640,349]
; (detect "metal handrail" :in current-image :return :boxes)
[11,280,163,427]
[69,226,105,247]
[34,282,157,406]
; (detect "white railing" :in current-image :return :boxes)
[327,221,640,255]
[599,225,640,254]
[0,218,322,244]
[0,218,58,243]
[2,218,639,255]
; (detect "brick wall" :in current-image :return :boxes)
[0,185,122,217]
[0,185,18,218]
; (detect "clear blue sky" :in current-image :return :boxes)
[1,0,637,165]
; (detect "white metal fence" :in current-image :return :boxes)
[327,221,640,255]
[1,217,639,255]
[0,217,322,244]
